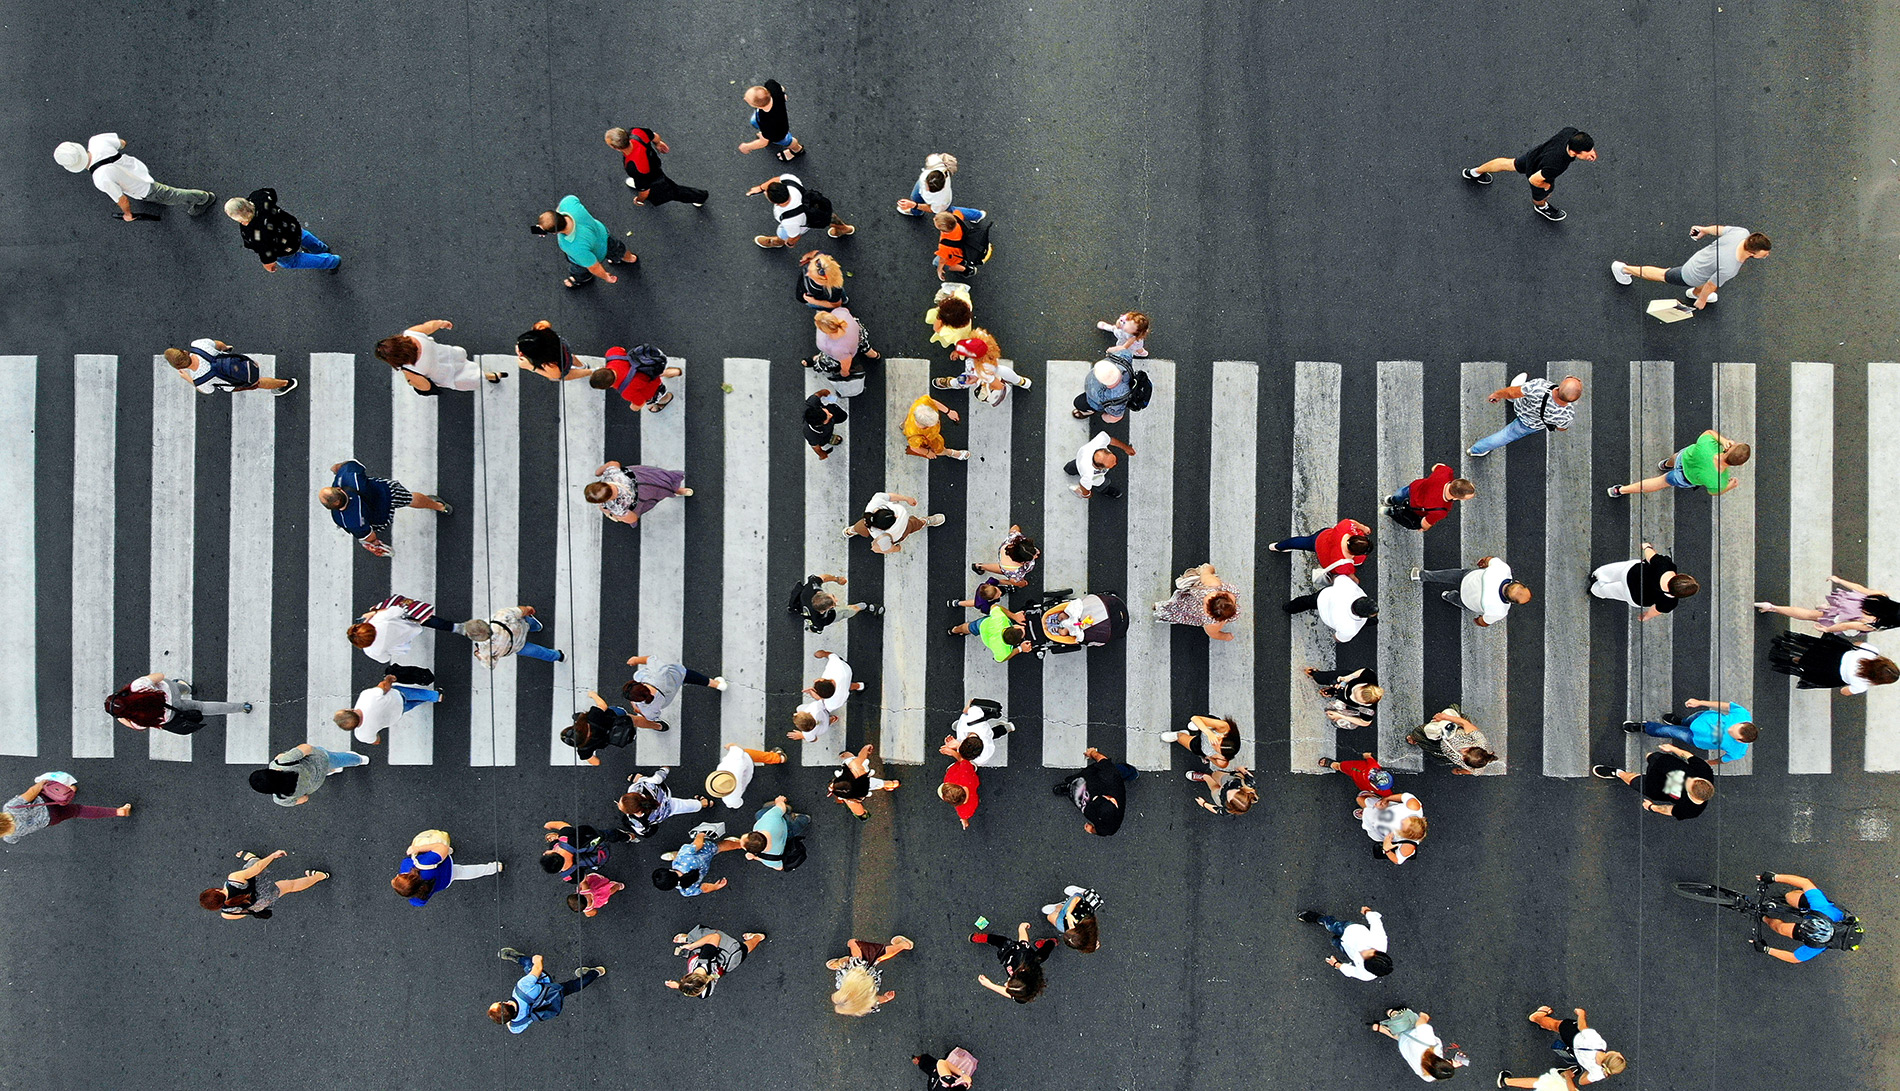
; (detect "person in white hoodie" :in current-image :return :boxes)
[1295,904,1391,980]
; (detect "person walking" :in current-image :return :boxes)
[1306,667,1384,730]
[163,338,298,395]
[1042,887,1105,952]
[940,698,1014,767]
[466,605,564,666]
[1590,744,1715,820]
[514,321,594,382]
[1406,708,1500,773]
[489,950,606,1032]
[829,744,902,820]
[748,172,852,248]
[912,1048,980,1089]
[707,742,788,810]
[1768,632,1899,696]
[1608,429,1750,497]
[1500,1005,1627,1087]
[1269,517,1373,580]
[803,388,848,459]
[534,196,634,288]
[376,319,506,394]
[1187,763,1258,815]
[617,767,710,840]
[653,824,743,897]
[1066,430,1137,499]
[1413,556,1531,627]
[606,126,707,207]
[1285,569,1378,642]
[1054,746,1137,836]
[587,461,691,527]
[247,743,368,807]
[938,748,982,829]
[55,132,214,220]
[926,284,976,348]
[1096,311,1151,363]
[1755,574,1900,634]
[933,333,1031,407]
[1369,1007,1464,1081]
[1589,543,1697,621]
[790,648,861,745]
[972,923,1058,1004]
[539,820,624,883]
[1071,359,1136,423]
[739,794,811,872]
[789,572,882,633]
[829,935,914,1016]
[1623,697,1756,765]
[1461,126,1597,221]
[335,674,441,746]
[898,152,985,220]
[1317,751,1399,798]
[805,308,880,397]
[738,79,803,159]
[622,654,727,730]
[319,458,449,558]
[1385,463,1476,531]
[560,691,651,765]
[589,344,681,412]
[225,189,340,272]
[106,671,251,735]
[972,526,1039,587]
[200,850,328,921]
[667,927,767,997]
[844,490,946,554]
[1610,225,1771,308]
[1359,791,1426,864]
[568,872,625,917]
[392,829,502,906]
[347,593,462,685]
[798,250,850,310]
[1467,372,1584,457]
[932,209,991,279]
[1153,562,1241,641]
[902,394,969,460]
[1296,904,1393,980]
[1158,714,1243,772]
[2,774,131,844]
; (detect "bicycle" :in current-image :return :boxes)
[1671,876,1864,956]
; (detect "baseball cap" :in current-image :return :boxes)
[952,337,986,359]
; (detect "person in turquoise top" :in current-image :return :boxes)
[534,195,635,288]
[1608,428,1750,497]
[977,604,1033,663]
[1626,697,1757,764]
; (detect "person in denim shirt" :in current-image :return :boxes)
[653,826,741,896]
[1070,359,1134,423]
[489,950,604,1032]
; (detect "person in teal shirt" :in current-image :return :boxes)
[1627,697,1756,764]
[534,195,635,288]
[1609,428,1750,497]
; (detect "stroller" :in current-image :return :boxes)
[1022,590,1129,657]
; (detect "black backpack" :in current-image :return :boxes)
[758,835,808,872]
[1125,369,1154,412]
[788,184,834,230]
[187,347,261,388]
[627,344,669,379]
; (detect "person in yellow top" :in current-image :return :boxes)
[902,395,968,460]
[925,283,974,347]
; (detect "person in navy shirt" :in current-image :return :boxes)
[489,949,605,1032]
[317,459,449,557]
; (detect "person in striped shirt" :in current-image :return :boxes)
[1467,372,1584,457]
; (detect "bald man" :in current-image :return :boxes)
[1467,372,1583,457]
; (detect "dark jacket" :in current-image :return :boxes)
[237,187,304,263]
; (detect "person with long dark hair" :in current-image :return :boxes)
[1369,1006,1466,1080]
[199,850,327,921]
[971,922,1057,1004]
[1041,887,1104,953]
[1769,631,1898,697]
[1756,574,1900,635]
[106,671,251,735]
[248,743,369,807]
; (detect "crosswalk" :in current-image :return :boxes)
[3,354,1895,776]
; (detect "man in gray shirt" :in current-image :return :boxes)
[248,743,370,806]
[1610,225,1771,308]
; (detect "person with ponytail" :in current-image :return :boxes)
[107,671,252,735]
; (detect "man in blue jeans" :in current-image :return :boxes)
[1467,371,1583,456]
[489,950,605,1032]
[1623,697,1756,765]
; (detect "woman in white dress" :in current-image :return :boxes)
[376,319,507,394]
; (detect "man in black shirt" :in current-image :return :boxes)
[1591,744,1713,820]
[605,127,707,208]
[1460,126,1597,222]
[803,390,847,460]
[739,79,804,161]
[788,573,882,633]
[1053,746,1136,836]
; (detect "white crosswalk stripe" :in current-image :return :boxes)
[1543,361,1593,777]
[148,356,195,762]
[879,358,932,766]
[388,369,438,765]
[69,357,114,759]
[1624,362,1675,771]
[224,358,277,766]
[721,358,771,751]
[1124,358,1175,771]
[1459,361,1510,774]
[548,375,604,765]
[960,363,1015,764]
[1289,360,1342,771]
[1710,362,1757,776]
[1374,360,1424,772]
[306,354,356,748]
[0,360,36,757]
[1866,363,1900,771]
[1040,361,1091,767]
[1209,361,1259,774]
[634,356,691,767]
[468,356,520,766]
[801,365,852,767]
[1787,361,1835,773]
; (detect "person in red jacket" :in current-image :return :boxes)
[1269,517,1372,579]
[1317,751,1398,798]
[939,758,980,829]
[1384,464,1476,532]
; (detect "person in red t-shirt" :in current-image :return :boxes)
[938,758,980,829]
[1270,517,1372,579]
[1317,751,1398,798]
[1384,464,1476,532]
[604,127,708,207]
[588,346,683,412]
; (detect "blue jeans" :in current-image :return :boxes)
[1468,416,1541,455]
[514,614,562,663]
[394,684,442,713]
[1643,720,1697,747]
[1664,449,1694,488]
[749,110,795,149]
[513,956,601,996]
[1272,531,1321,552]
[276,229,341,270]
[1316,915,1350,954]
[322,747,370,769]
[1387,484,1413,506]
[786,811,812,838]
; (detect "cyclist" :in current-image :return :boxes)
[1755,871,1856,964]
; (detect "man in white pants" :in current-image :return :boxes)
[55,133,215,220]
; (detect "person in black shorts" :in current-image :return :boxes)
[1461,126,1596,221]
[803,389,847,460]
[788,573,881,633]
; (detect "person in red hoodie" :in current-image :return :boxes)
[1269,517,1373,578]
[939,757,980,829]
[1383,464,1476,532]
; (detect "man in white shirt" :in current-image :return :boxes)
[333,674,441,745]
[1413,557,1531,627]
[705,742,787,810]
[939,698,1012,766]
[843,490,944,554]
[1296,905,1392,980]
[347,596,465,686]
[55,133,214,220]
[1286,568,1377,642]
[788,648,861,744]
[747,171,853,248]
[162,338,298,395]
[1065,430,1137,499]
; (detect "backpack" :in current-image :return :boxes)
[759,835,808,872]
[1125,369,1154,412]
[187,347,261,389]
[785,183,833,229]
[627,344,668,379]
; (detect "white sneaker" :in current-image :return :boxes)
[950,450,970,461]
[1159,730,1179,742]
[1686,288,1717,303]
[1610,261,1632,285]
[924,513,946,527]
[1041,903,1061,916]
[1063,885,1087,897]
[625,178,639,189]
[1509,372,1528,387]
[1015,376,1033,389]
[709,677,728,691]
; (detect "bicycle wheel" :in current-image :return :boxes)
[1672,881,1744,907]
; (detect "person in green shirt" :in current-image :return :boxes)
[534,195,637,289]
[1607,428,1749,497]
[976,604,1034,663]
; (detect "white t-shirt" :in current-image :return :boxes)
[1074,432,1114,487]
[913,166,952,213]
[864,492,910,551]
[401,331,481,391]
[1316,574,1369,642]
[1397,1019,1444,1082]
[772,173,808,234]
[1459,559,1514,624]
[951,704,1002,766]
[1362,793,1421,841]
[352,685,410,744]
[1842,646,1882,694]
[362,606,426,663]
[182,338,237,393]
[1570,1027,1610,1081]
[86,132,155,201]
[817,655,852,711]
[1333,911,1389,981]
[714,744,756,810]
[796,697,834,740]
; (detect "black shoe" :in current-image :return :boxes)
[1591,764,1620,780]
[1661,712,1685,726]
[1534,203,1566,221]
[1658,458,1675,472]
[554,650,566,662]
[1052,780,1074,797]
[652,721,671,733]
[1461,168,1492,185]
[1497,1073,1513,1089]
[1622,720,1643,733]
[272,377,300,397]
[865,603,885,616]
[1296,910,1321,924]
[326,258,343,274]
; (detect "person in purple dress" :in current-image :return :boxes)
[1755,574,1900,634]
[585,461,691,527]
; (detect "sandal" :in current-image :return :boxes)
[484,371,508,384]
[563,276,587,289]
[1071,409,1093,419]
[306,870,331,880]
[647,391,674,411]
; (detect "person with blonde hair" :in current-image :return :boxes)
[805,307,879,397]
[827,935,913,1016]
[798,250,849,310]
[1188,764,1257,815]
[585,460,691,527]
[667,926,766,998]
[1500,1004,1628,1086]
[903,394,969,460]
[1306,666,1383,730]
[1358,791,1426,864]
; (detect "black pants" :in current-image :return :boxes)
[642,173,708,207]
[385,663,437,687]
[1285,592,1320,614]
[1062,460,1120,498]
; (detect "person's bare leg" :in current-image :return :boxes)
[1609,475,1672,496]
[1471,157,1517,175]
[1527,1005,1562,1032]
[276,870,330,895]
[410,493,449,511]
[742,932,767,950]
[1756,603,1823,620]
[1625,264,1670,282]
[881,936,913,961]
[1614,769,1639,787]
[257,377,291,390]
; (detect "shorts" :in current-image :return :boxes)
[1664,459,1693,489]
[850,938,889,963]
[1662,266,1691,286]
[386,481,413,510]
[749,110,794,149]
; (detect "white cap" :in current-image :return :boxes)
[1092,359,1123,386]
[54,142,88,172]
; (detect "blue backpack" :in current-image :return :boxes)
[187,346,261,389]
